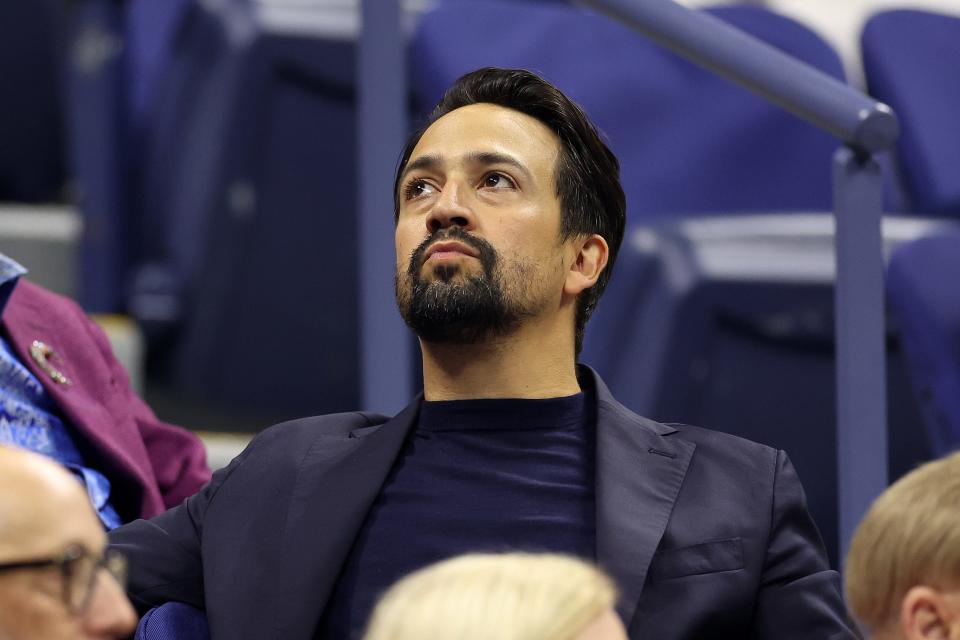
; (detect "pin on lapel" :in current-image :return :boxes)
[29,340,71,386]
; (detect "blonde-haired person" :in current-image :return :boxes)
[845,450,960,639]
[363,553,627,640]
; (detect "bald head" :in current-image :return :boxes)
[0,446,137,640]
[0,446,97,560]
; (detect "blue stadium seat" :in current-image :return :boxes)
[862,10,960,216]
[0,0,67,202]
[63,0,133,312]
[123,0,195,147]
[64,0,205,312]
[887,231,960,455]
[135,603,209,640]
[128,0,360,418]
[410,0,846,224]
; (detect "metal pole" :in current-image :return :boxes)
[65,0,128,312]
[358,0,411,413]
[834,147,887,562]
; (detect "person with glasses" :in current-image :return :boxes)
[0,445,136,639]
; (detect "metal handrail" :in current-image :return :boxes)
[581,0,899,154]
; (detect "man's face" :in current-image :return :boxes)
[0,482,137,640]
[395,103,571,344]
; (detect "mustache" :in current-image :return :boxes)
[408,227,498,276]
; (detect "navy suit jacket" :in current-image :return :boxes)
[110,368,856,639]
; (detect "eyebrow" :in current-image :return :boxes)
[400,151,533,183]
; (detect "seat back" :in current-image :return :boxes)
[64,0,202,312]
[0,0,66,203]
[129,0,360,418]
[887,231,960,455]
[135,603,209,640]
[123,0,196,149]
[410,0,845,224]
[862,10,960,215]
[62,0,131,312]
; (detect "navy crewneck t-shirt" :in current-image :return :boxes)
[317,392,596,639]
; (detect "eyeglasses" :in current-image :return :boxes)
[0,544,128,614]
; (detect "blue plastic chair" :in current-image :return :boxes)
[128,0,360,418]
[862,10,960,215]
[64,0,204,312]
[410,0,846,224]
[62,0,132,312]
[135,603,210,640]
[887,230,960,456]
[0,0,66,203]
[123,0,195,148]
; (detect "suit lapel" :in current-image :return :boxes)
[271,398,421,639]
[590,370,695,627]
[265,368,692,637]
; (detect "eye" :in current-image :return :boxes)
[481,172,516,189]
[402,178,436,201]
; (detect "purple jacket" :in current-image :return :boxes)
[3,279,211,520]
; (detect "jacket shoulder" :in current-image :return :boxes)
[668,422,779,456]
[661,421,787,492]
[199,411,390,498]
[600,388,783,483]
[603,392,780,462]
[7,279,86,322]
[245,411,391,452]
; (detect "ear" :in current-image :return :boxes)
[901,586,956,640]
[564,234,609,297]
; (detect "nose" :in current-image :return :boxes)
[81,570,138,639]
[425,180,475,234]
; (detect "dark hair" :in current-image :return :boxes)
[394,67,626,355]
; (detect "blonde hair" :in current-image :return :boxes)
[362,553,618,640]
[845,450,960,632]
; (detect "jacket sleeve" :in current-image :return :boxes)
[129,394,212,510]
[108,442,251,615]
[80,307,212,511]
[751,450,861,639]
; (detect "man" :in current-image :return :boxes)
[0,254,210,527]
[845,450,960,639]
[111,68,855,639]
[0,446,137,638]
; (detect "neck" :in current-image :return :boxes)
[419,319,580,401]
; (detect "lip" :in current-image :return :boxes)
[423,241,478,262]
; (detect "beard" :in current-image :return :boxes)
[395,227,532,344]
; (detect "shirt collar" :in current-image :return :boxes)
[418,392,587,433]
[0,254,27,316]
